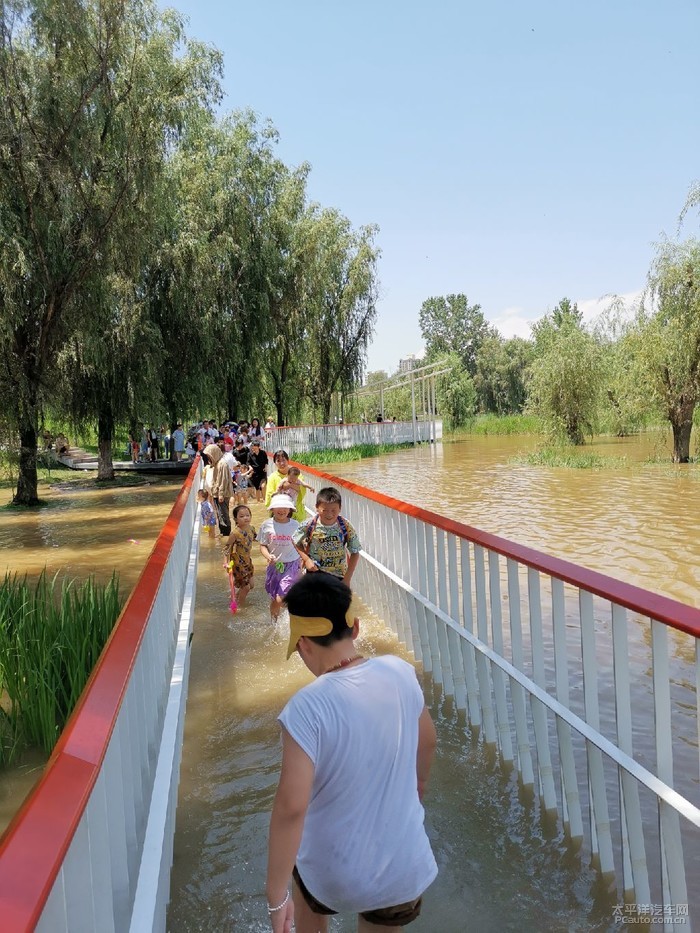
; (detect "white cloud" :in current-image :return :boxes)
[488,305,536,340]
[575,289,643,325]
[489,289,644,341]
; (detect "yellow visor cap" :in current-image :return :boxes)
[286,599,358,659]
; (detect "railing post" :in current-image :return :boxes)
[551,577,583,842]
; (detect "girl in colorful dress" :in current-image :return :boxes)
[224,505,257,611]
[259,494,301,621]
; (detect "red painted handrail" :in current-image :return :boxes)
[299,463,700,640]
[0,458,200,931]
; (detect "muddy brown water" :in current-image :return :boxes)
[0,435,698,930]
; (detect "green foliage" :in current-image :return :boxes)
[296,211,380,425]
[474,334,534,414]
[623,239,700,462]
[591,300,650,437]
[419,294,493,376]
[0,571,122,764]
[527,299,603,445]
[452,414,542,436]
[0,0,223,500]
[0,2,382,484]
[435,353,477,428]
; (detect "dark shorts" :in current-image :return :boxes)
[292,866,423,927]
[249,472,266,490]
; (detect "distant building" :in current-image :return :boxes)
[398,354,421,373]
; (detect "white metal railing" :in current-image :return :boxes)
[267,418,441,454]
[299,466,700,927]
[0,459,202,933]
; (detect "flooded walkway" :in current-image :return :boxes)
[167,500,616,932]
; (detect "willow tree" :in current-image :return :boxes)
[624,240,700,463]
[56,278,161,479]
[144,112,307,434]
[299,209,380,426]
[0,0,222,502]
[208,113,308,422]
[527,299,603,444]
[255,166,312,428]
[474,334,534,414]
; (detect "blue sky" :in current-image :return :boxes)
[162,0,700,374]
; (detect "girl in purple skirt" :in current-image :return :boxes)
[259,494,302,621]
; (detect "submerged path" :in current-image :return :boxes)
[167,500,617,932]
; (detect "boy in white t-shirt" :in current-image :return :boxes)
[266,573,438,932]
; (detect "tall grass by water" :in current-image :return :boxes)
[452,414,542,436]
[514,447,627,469]
[0,571,122,766]
[292,442,414,466]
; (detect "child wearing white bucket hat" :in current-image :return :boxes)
[259,494,302,621]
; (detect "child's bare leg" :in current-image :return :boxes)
[292,881,329,933]
[236,582,251,607]
[270,595,283,620]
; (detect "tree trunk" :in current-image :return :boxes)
[227,380,236,423]
[97,407,115,481]
[670,401,695,463]
[14,417,40,506]
[566,416,584,446]
[275,398,285,428]
[270,369,285,427]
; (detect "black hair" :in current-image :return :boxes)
[232,504,251,521]
[316,486,342,506]
[273,449,290,462]
[285,572,353,648]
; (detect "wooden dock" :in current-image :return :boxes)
[55,448,192,475]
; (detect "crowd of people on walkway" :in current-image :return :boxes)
[127,416,276,463]
[194,436,438,932]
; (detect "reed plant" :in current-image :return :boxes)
[293,442,414,466]
[0,571,122,765]
[514,447,627,469]
[449,414,542,437]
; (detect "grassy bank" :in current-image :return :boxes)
[292,442,415,467]
[0,572,122,766]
